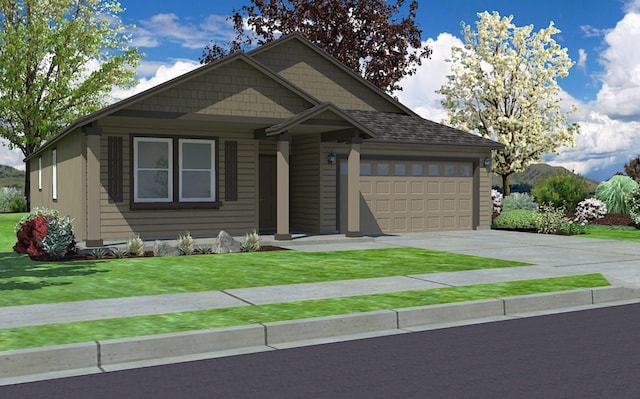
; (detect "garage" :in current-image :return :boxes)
[340,159,475,234]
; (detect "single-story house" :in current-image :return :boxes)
[27,33,502,246]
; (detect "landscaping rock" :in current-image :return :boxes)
[212,231,242,254]
[153,240,179,257]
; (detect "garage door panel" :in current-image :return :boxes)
[443,199,456,211]
[411,182,424,194]
[394,182,407,194]
[393,217,407,231]
[459,181,472,195]
[394,199,407,212]
[376,199,390,213]
[361,181,373,195]
[459,198,472,212]
[443,182,456,194]
[412,199,425,212]
[427,182,440,194]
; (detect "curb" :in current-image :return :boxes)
[2,286,640,385]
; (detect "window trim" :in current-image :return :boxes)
[38,156,42,191]
[133,137,173,203]
[178,138,216,202]
[51,149,57,200]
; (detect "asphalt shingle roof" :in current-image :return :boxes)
[346,110,502,148]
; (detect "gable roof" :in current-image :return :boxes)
[247,33,418,117]
[264,103,376,138]
[346,110,503,149]
[26,49,323,160]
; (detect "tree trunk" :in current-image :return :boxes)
[24,158,31,211]
[502,174,511,196]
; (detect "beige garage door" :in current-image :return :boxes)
[340,160,474,234]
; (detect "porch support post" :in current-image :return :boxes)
[275,134,292,240]
[346,138,362,237]
[84,126,103,247]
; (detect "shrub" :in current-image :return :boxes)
[574,198,607,224]
[241,229,261,252]
[533,204,569,234]
[501,192,538,213]
[13,215,48,257]
[531,174,589,213]
[39,215,75,259]
[596,175,639,214]
[492,209,537,230]
[177,232,195,255]
[126,234,144,257]
[13,208,75,259]
[626,187,640,224]
[0,187,25,212]
[491,189,503,214]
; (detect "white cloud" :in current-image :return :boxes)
[132,13,237,50]
[110,60,202,102]
[593,12,640,118]
[395,33,463,122]
[0,139,25,170]
[577,49,587,71]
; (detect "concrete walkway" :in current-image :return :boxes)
[3,230,640,385]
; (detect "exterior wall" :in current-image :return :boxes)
[252,39,405,113]
[29,129,87,239]
[128,59,312,118]
[96,117,259,240]
[320,142,339,232]
[291,135,321,232]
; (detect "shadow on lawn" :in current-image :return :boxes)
[0,251,107,291]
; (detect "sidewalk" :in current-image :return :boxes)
[3,230,640,384]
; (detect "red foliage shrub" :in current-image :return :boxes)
[13,215,48,257]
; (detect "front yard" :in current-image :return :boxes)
[0,212,617,351]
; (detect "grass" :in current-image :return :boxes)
[0,273,609,351]
[0,213,531,307]
[584,225,640,242]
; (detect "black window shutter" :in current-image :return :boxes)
[225,141,238,201]
[108,136,123,202]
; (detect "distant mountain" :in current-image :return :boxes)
[492,163,600,193]
[0,165,25,179]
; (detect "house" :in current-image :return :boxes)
[26,33,502,246]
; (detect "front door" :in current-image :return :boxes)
[259,156,277,232]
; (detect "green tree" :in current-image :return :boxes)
[0,0,140,206]
[438,11,580,196]
[201,0,431,94]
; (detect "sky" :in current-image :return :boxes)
[2,0,640,182]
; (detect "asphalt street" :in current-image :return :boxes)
[3,302,640,398]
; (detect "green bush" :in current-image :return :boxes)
[0,187,25,212]
[533,204,569,234]
[626,187,640,224]
[502,192,538,212]
[531,174,589,213]
[596,175,639,214]
[492,209,537,230]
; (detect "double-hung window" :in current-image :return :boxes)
[179,139,215,202]
[133,136,217,206]
[133,137,173,202]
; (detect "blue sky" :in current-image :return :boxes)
[2,0,639,182]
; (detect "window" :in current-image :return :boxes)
[179,139,215,202]
[133,136,217,205]
[38,157,42,191]
[52,149,57,200]
[427,164,440,176]
[394,164,406,176]
[133,137,172,202]
[444,164,456,177]
[411,164,423,176]
[360,163,371,176]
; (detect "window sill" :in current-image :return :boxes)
[130,201,222,211]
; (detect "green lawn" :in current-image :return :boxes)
[0,273,609,351]
[1,213,531,306]
[584,225,640,242]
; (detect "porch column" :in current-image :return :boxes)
[346,138,362,237]
[84,126,103,247]
[275,134,292,240]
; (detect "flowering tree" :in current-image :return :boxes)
[438,11,580,195]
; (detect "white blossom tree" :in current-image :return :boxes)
[438,11,580,195]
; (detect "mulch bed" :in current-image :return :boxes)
[30,245,289,262]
